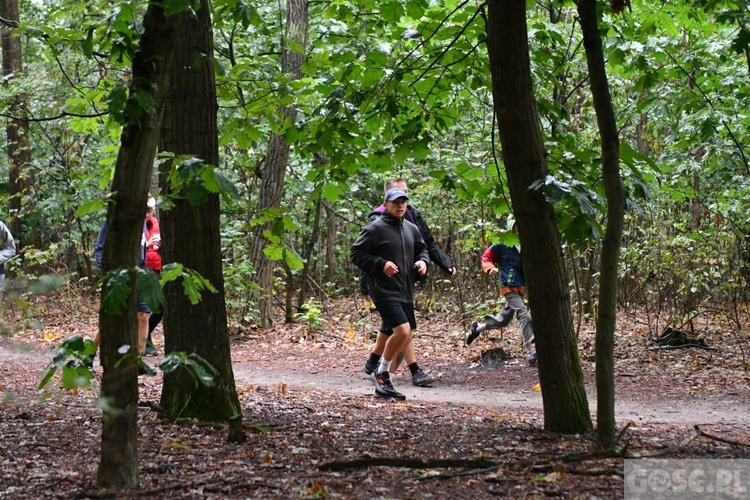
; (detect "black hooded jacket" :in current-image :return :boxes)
[351,212,430,304]
[359,204,454,295]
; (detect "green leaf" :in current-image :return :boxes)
[158,353,184,373]
[200,167,240,199]
[282,248,304,270]
[185,358,217,387]
[82,28,94,58]
[160,262,185,283]
[136,267,165,314]
[101,268,133,315]
[264,244,283,260]
[158,352,218,388]
[107,85,129,122]
[381,0,405,23]
[405,0,427,19]
[163,0,193,17]
[75,199,105,218]
[61,365,94,390]
[39,336,97,390]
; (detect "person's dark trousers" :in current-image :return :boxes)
[144,311,162,356]
[145,271,162,356]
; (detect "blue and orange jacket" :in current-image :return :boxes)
[481,243,525,296]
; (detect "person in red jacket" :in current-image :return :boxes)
[143,197,162,356]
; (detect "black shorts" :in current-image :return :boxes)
[375,300,416,336]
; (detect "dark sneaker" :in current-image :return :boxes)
[528,350,537,366]
[363,358,378,375]
[371,371,406,400]
[411,368,435,387]
[144,341,158,357]
[465,321,481,346]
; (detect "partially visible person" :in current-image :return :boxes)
[361,178,456,387]
[143,197,162,356]
[0,220,16,296]
[352,188,430,400]
[465,220,536,366]
[93,217,151,357]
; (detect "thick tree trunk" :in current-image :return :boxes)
[158,0,241,421]
[486,0,591,433]
[97,4,177,488]
[0,0,38,257]
[577,0,624,450]
[249,0,308,328]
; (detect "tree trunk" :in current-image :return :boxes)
[577,0,624,450]
[97,4,177,488]
[324,201,336,283]
[486,0,592,433]
[248,0,308,328]
[158,0,241,421]
[579,243,597,317]
[1,0,38,257]
[295,196,322,314]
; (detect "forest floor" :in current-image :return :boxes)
[1,292,750,499]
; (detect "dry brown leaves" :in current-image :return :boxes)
[1,292,749,499]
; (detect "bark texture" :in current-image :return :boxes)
[0,0,37,255]
[158,0,241,421]
[97,4,177,488]
[249,0,308,328]
[486,0,592,433]
[577,0,624,449]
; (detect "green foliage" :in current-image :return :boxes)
[5,0,750,342]
[163,155,240,205]
[39,336,98,390]
[99,267,165,314]
[530,173,605,244]
[136,266,165,312]
[160,263,218,305]
[39,338,219,392]
[295,298,324,329]
[100,268,134,314]
[158,351,218,388]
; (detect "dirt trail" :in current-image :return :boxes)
[233,363,750,426]
[4,341,748,427]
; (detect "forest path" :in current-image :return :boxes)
[3,324,748,428]
[232,361,750,427]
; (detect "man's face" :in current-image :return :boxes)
[385,197,408,219]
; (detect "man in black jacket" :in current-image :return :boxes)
[351,188,430,400]
[361,178,456,387]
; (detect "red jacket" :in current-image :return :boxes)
[144,216,162,271]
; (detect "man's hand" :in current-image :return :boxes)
[447,266,457,277]
[487,267,499,278]
[383,261,399,277]
[414,260,427,276]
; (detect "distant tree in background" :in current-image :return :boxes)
[248,0,309,329]
[0,0,39,258]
